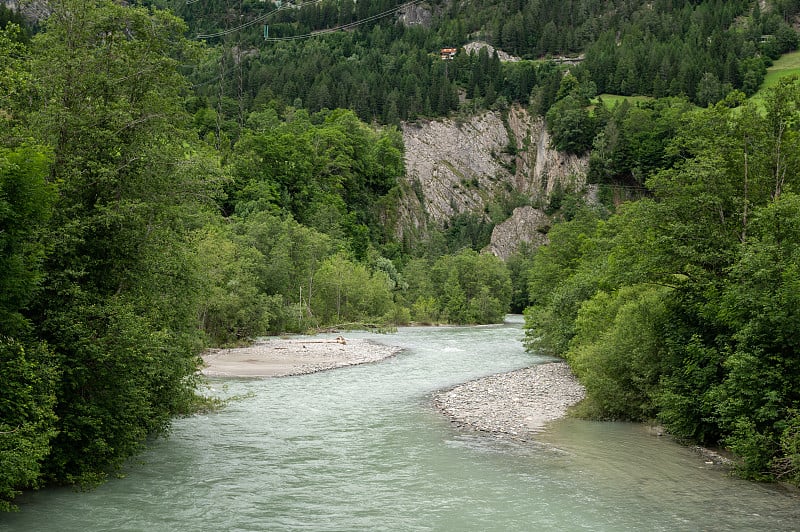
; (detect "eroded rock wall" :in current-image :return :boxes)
[396,105,588,255]
[485,206,550,260]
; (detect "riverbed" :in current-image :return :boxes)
[2,317,798,531]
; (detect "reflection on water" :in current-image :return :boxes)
[2,318,798,531]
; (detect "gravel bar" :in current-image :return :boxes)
[201,337,402,378]
[434,361,586,439]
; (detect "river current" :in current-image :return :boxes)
[2,316,798,531]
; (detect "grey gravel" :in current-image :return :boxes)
[434,362,586,439]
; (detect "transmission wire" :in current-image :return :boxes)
[193,0,423,41]
[265,0,425,41]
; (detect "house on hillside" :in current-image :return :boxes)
[440,47,457,60]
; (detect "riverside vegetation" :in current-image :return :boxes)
[2,0,800,511]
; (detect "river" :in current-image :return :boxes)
[2,316,798,531]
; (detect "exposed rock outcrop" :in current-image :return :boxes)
[397,2,433,27]
[462,41,521,62]
[397,105,588,255]
[3,0,49,23]
[486,206,550,260]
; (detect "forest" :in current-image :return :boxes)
[2,0,800,511]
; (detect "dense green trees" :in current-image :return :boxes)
[397,249,511,325]
[313,254,394,324]
[546,78,597,155]
[1,0,221,505]
[0,144,58,511]
[25,0,224,483]
[1,23,57,510]
[588,97,694,186]
[523,80,800,483]
[176,0,800,133]
[231,107,403,251]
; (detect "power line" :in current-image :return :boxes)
[194,0,423,41]
[265,0,425,41]
[195,0,325,39]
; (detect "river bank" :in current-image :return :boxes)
[202,337,587,438]
[433,361,586,439]
[200,336,403,377]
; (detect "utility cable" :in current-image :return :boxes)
[195,0,325,39]
[264,0,425,41]
[194,0,423,41]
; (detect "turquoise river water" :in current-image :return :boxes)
[2,316,798,531]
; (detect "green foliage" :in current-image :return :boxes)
[195,225,281,344]
[0,338,58,511]
[5,0,800,508]
[17,0,220,485]
[0,23,28,122]
[41,298,203,482]
[567,285,669,420]
[524,79,800,483]
[776,411,800,483]
[504,243,537,313]
[588,97,694,186]
[234,211,333,332]
[708,194,800,480]
[582,1,772,105]
[409,296,440,324]
[442,212,494,252]
[0,140,57,512]
[231,107,403,250]
[177,0,800,127]
[0,146,53,335]
[525,209,602,302]
[545,94,597,155]
[312,253,393,325]
[430,249,511,324]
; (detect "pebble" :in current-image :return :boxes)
[433,362,586,439]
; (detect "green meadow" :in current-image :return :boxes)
[593,93,654,108]
[761,50,800,90]
[747,50,800,109]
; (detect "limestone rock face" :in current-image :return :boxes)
[462,41,521,62]
[397,3,433,27]
[401,112,509,227]
[396,105,588,253]
[3,0,49,23]
[485,206,550,260]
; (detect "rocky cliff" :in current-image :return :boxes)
[485,205,550,260]
[3,0,48,22]
[395,105,588,256]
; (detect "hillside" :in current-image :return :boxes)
[168,0,800,242]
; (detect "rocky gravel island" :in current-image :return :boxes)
[434,362,586,439]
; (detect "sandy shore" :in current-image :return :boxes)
[200,336,403,378]
[434,362,586,439]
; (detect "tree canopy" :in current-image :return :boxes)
[524,80,800,483]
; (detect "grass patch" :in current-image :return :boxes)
[761,50,800,91]
[593,93,654,109]
[748,51,800,111]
